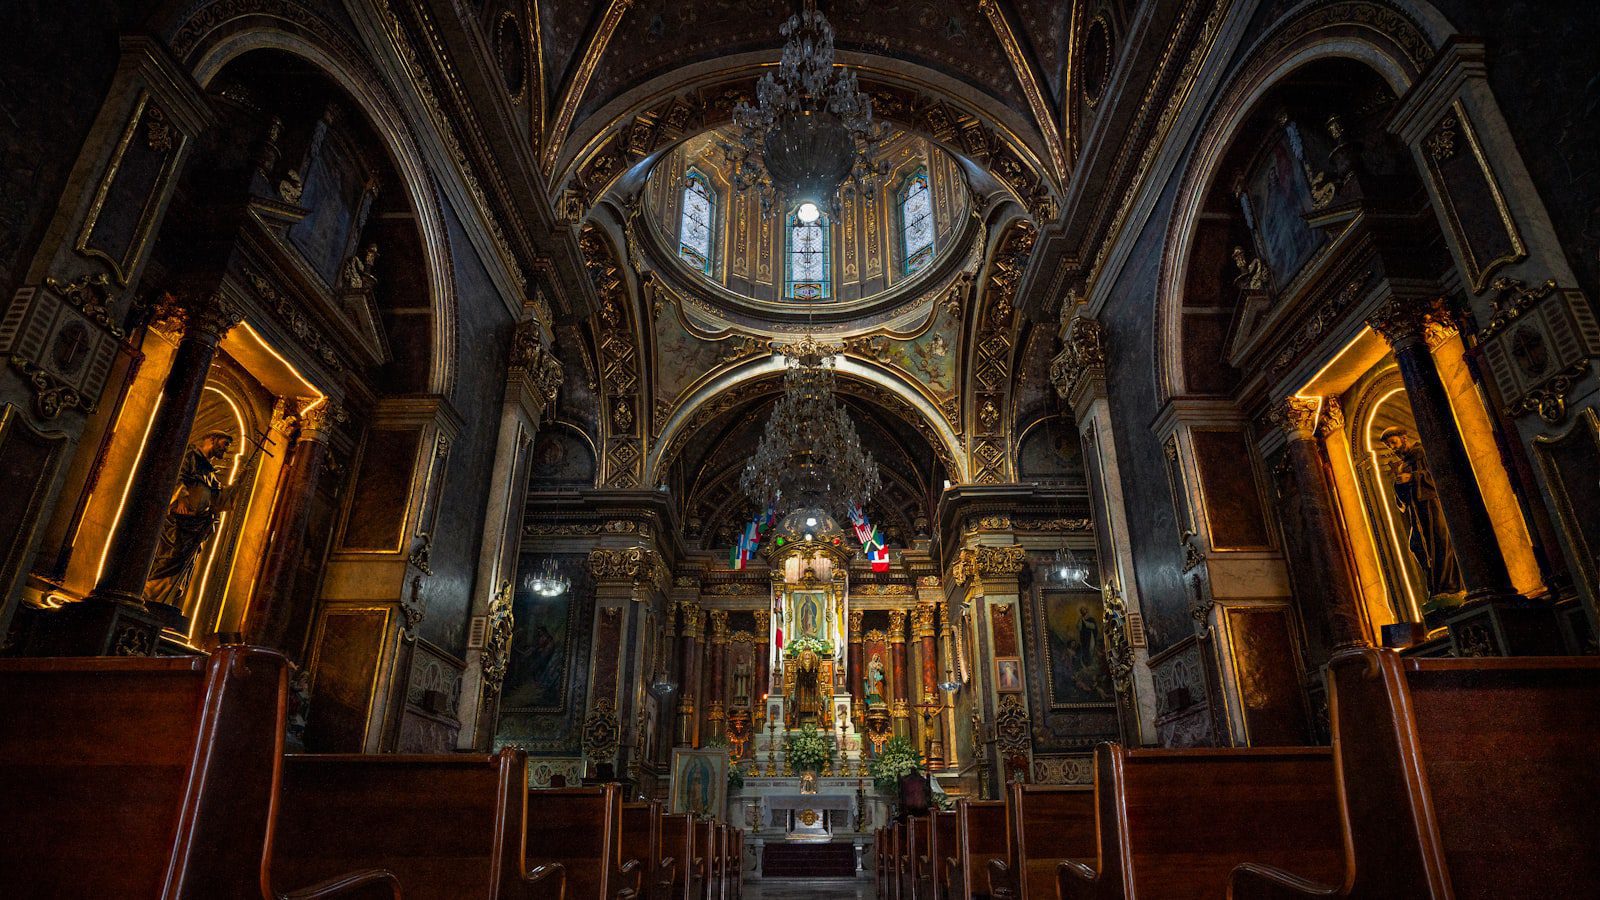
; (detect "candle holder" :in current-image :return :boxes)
[764,719,778,777]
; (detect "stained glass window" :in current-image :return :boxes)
[899,167,934,274]
[679,169,715,274]
[785,208,830,301]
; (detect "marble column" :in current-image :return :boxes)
[676,600,700,746]
[1270,397,1368,649]
[86,292,241,622]
[888,608,910,738]
[1368,298,1515,602]
[245,400,339,652]
[913,601,943,766]
[707,608,732,743]
[847,609,865,726]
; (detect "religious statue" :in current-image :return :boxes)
[1232,245,1270,291]
[731,657,753,706]
[144,431,241,608]
[1380,427,1464,601]
[341,242,380,291]
[863,651,887,706]
[789,647,825,725]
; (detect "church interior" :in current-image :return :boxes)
[2,0,1599,897]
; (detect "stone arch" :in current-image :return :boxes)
[173,4,460,396]
[1154,0,1446,401]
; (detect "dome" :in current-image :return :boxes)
[639,128,976,330]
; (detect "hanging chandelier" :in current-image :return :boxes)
[721,0,890,216]
[524,558,569,597]
[740,341,881,514]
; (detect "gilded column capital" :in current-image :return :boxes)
[1268,396,1321,441]
[587,546,670,593]
[753,608,770,632]
[848,609,864,641]
[709,608,729,644]
[1049,312,1106,403]
[912,602,938,638]
[1366,297,1453,352]
[152,289,243,341]
[950,545,1028,587]
[887,609,908,642]
[1316,397,1346,439]
[680,603,703,639]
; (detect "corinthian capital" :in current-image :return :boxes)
[1366,297,1453,351]
[1268,396,1321,440]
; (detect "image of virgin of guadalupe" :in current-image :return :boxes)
[863,651,887,706]
[144,431,240,609]
[1381,427,1464,605]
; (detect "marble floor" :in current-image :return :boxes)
[742,877,875,898]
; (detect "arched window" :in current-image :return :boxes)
[898,166,935,274]
[785,206,830,300]
[678,169,716,274]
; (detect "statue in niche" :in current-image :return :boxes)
[341,242,380,291]
[1380,427,1464,602]
[1232,245,1270,292]
[789,647,825,726]
[863,651,887,706]
[144,431,242,608]
[731,657,752,706]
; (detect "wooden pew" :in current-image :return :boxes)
[622,800,676,900]
[528,784,639,899]
[696,818,720,900]
[663,813,702,900]
[0,646,395,899]
[988,784,1096,900]
[275,747,564,899]
[927,809,958,900]
[1230,648,1600,900]
[906,814,931,900]
[875,827,887,898]
[949,800,1006,900]
[728,827,743,898]
[894,819,910,900]
[1059,744,1341,900]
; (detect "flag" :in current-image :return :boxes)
[870,544,890,572]
[773,598,785,651]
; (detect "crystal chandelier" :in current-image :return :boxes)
[722,0,890,215]
[740,342,881,514]
[524,558,568,597]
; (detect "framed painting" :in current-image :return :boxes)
[996,657,1023,693]
[1239,121,1327,288]
[500,553,580,712]
[1042,590,1115,707]
[790,589,829,642]
[670,748,729,819]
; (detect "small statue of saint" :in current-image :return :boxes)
[731,657,752,706]
[1380,426,1464,603]
[1232,245,1270,292]
[863,651,887,706]
[144,431,241,608]
[341,242,380,291]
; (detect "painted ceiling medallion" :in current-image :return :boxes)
[721,0,890,215]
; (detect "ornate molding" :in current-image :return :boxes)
[978,0,1068,182]
[1268,396,1321,440]
[480,580,515,694]
[1269,272,1373,375]
[1366,296,1454,351]
[949,545,1028,586]
[587,546,670,594]
[1050,310,1106,404]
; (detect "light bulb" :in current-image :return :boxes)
[806,517,818,527]
[797,201,821,224]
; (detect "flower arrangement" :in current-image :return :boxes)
[783,635,831,658]
[867,735,926,794]
[784,724,835,773]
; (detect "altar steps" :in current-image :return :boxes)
[763,841,857,878]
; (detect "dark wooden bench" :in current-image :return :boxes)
[662,813,702,900]
[726,826,743,898]
[622,800,677,900]
[696,817,720,900]
[0,646,394,899]
[1059,744,1341,900]
[950,800,1006,900]
[989,784,1096,900]
[1230,647,1600,900]
[904,814,931,900]
[926,809,957,900]
[528,784,638,899]
[275,747,563,899]
[875,827,887,898]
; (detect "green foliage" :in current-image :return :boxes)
[867,736,926,794]
[728,763,745,791]
[783,724,835,773]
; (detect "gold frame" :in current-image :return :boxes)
[1420,101,1527,293]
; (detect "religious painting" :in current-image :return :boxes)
[1239,121,1327,288]
[501,552,581,712]
[876,305,958,401]
[670,748,728,819]
[791,589,829,642]
[1042,591,1114,707]
[996,658,1023,693]
[1017,416,1085,485]
[653,303,727,405]
[289,110,376,286]
[529,427,595,486]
